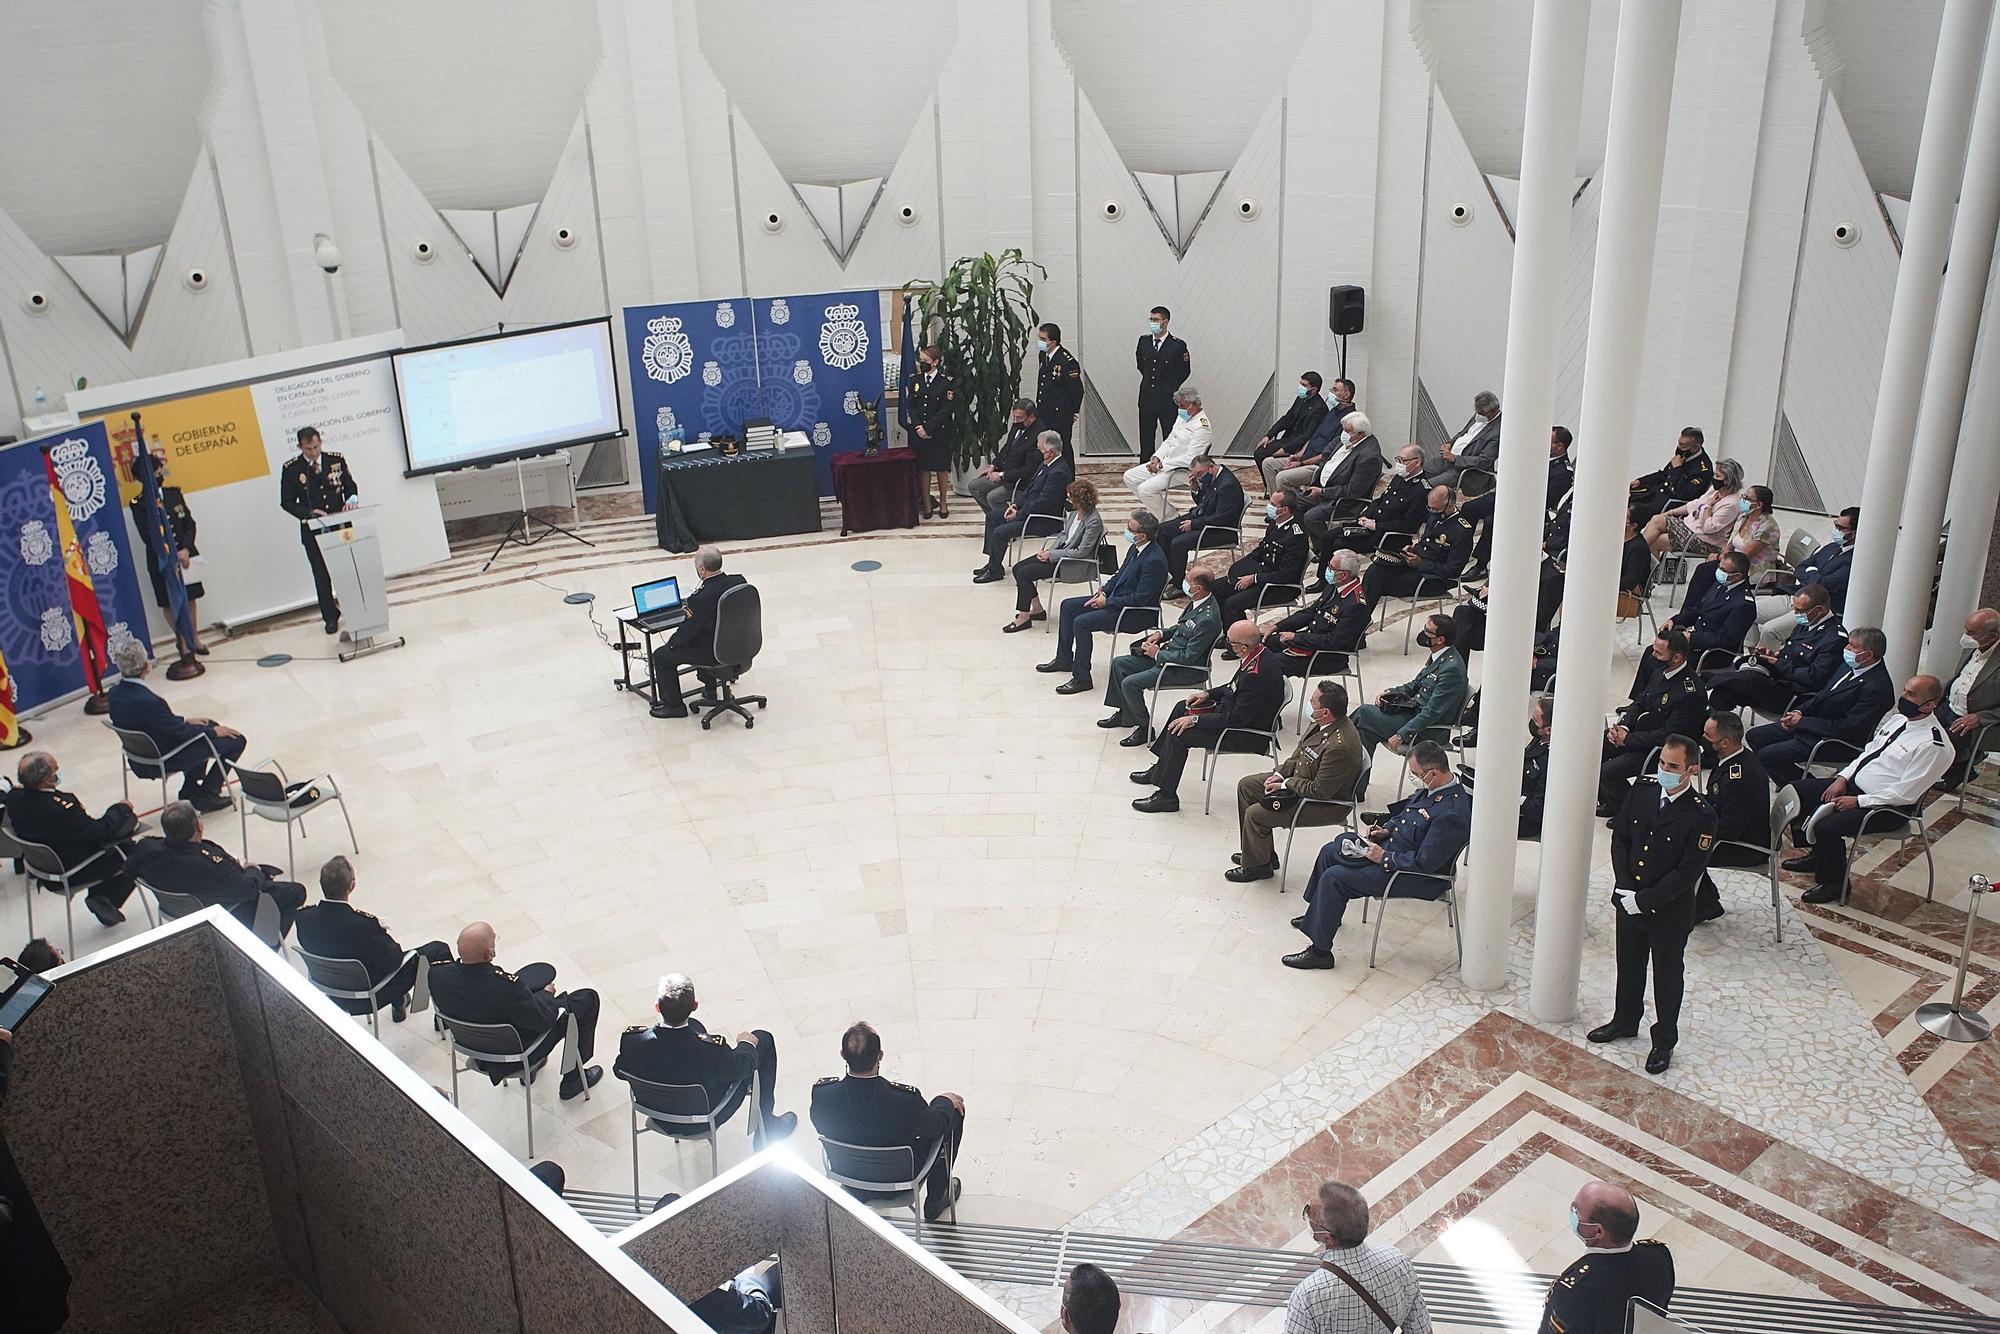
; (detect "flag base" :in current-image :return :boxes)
[83,692,110,716]
[166,656,205,681]
[0,727,33,750]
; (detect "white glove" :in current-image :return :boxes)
[1614,889,1641,916]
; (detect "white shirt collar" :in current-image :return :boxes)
[1584,1241,1637,1255]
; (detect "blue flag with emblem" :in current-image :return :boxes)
[130,415,197,655]
[897,293,917,436]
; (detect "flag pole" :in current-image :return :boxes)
[131,412,205,680]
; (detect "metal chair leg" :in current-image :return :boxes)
[284,820,296,881]
[1279,823,1299,894]
[523,1074,536,1158]
[631,1113,643,1210]
[62,887,76,956]
[1770,866,1783,945]
[335,793,359,854]
[1368,893,1389,967]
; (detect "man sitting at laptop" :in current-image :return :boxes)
[651,545,748,718]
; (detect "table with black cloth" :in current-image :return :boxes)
[830,448,924,535]
[655,448,822,552]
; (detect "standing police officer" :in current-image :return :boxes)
[279,425,358,634]
[1589,735,1716,1075]
[1036,322,1084,461]
[1134,305,1190,463]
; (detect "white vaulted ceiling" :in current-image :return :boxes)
[1804,0,1943,198]
[0,0,209,254]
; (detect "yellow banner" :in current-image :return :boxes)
[89,385,268,499]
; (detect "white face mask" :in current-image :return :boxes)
[1963,633,1984,651]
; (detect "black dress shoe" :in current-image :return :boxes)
[1129,769,1158,785]
[1002,619,1034,633]
[1800,884,1842,904]
[1780,854,1816,873]
[1644,1047,1673,1075]
[649,703,688,719]
[1586,1022,1638,1044]
[1595,802,1618,819]
[1120,727,1152,747]
[1220,648,1239,661]
[1225,864,1274,882]
[1029,610,1047,622]
[973,568,1005,584]
[1054,677,1093,695]
[1360,811,1389,826]
[1098,714,1129,729]
[1035,660,1072,674]
[1290,913,1308,930]
[754,1110,799,1149]
[1282,947,1335,970]
[192,792,233,814]
[1132,792,1180,813]
[85,892,125,926]
[923,1177,963,1222]
[559,1064,605,1100]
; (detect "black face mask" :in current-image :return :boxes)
[1897,697,1924,719]
[1416,631,1435,648]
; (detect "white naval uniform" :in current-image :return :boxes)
[1123,411,1213,519]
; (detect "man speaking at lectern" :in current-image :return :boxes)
[280,425,358,634]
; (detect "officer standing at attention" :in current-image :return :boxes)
[809,1021,965,1222]
[905,344,958,520]
[1134,305,1190,463]
[1035,322,1084,462]
[1537,1180,1675,1334]
[1589,735,1716,1075]
[278,425,358,634]
[614,973,797,1148]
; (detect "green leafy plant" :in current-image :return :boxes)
[905,249,1043,472]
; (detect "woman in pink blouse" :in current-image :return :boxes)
[1729,485,1781,582]
[1643,457,1743,557]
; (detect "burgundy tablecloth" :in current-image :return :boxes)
[830,449,924,535]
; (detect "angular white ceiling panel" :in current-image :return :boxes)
[53,246,163,343]
[1805,0,1944,197]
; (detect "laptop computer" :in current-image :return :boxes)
[630,576,687,632]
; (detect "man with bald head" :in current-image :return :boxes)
[1940,608,2000,790]
[429,922,603,1099]
[1131,618,1284,814]
[1537,1180,1674,1334]
[1786,676,1956,905]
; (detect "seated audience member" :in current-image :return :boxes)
[1351,616,1468,762]
[1461,426,1573,578]
[1785,677,1954,904]
[1425,389,1502,488]
[1538,1182,1676,1334]
[1101,568,1222,745]
[105,638,244,813]
[1004,479,1104,631]
[1131,620,1284,814]
[615,972,797,1147]
[1664,551,1757,662]
[1229,680,1366,883]
[293,854,450,1020]
[1756,507,1857,645]
[1450,582,1490,657]
[1315,444,1429,565]
[650,546,749,719]
[1747,626,1894,786]
[1703,582,1844,716]
[1122,388,1212,520]
[1283,740,1469,970]
[1734,485,1782,582]
[1460,693,1555,840]
[1262,381,1361,494]
[975,433,1071,583]
[1642,457,1744,558]
[429,921,603,1100]
[1219,490,1310,628]
[1598,629,1708,815]
[810,1020,965,1222]
[1539,506,1654,639]
[1158,454,1244,588]
[1250,371,1330,480]
[1943,608,2000,788]
[1628,426,1715,517]
[17,938,63,973]
[1280,414,1384,529]
[128,800,308,939]
[1696,711,1771,924]
[1062,1263,1122,1334]
[967,399,1042,516]
[689,1261,783,1334]
[1037,510,1168,693]
[1358,486,1472,613]
[3,750,138,926]
[1266,549,1369,675]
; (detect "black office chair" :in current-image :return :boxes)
[679,583,767,731]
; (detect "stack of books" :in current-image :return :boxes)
[742,417,778,452]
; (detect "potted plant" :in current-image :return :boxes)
[903,249,1044,476]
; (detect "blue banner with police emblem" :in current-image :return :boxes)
[752,292,881,495]
[0,436,81,711]
[52,421,151,674]
[625,298,756,512]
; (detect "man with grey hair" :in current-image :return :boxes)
[294,856,450,1021]
[129,800,308,939]
[105,638,244,812]
[2,749,139,925]
[1425,389,1501,488]
[1122,388,1212,520]
[614,973,797,1147]
[650,546,750,719]
[1287,1180,1430,1333]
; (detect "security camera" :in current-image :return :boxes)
[895,203,918,226]
[411,239,435,262]
[183,268,209,292]
[1237,198,1258,220]
[22,290,49,315]
[761,210,784,234]
[313,233,343,274]
[1101,199,1122,221]
[1448,202,1470,226]
[553,225,577,250]
[1832,220,1859,248]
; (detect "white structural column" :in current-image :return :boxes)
[1528,0,1685,1022]
[1881,10,2000,680]
[1844,0,1994,627]
[1459,0,1590,992]
[1926,294,2000,678]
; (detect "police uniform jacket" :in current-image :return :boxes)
[665,571,749,659]
[127,485,200,592]
[1766,614,1848,695]
[1135,332,1191,410]
[1355,472,1430,539]
[428,959,560,1045]
[1632,446,1714,508]
[128,836,283,916]
[1546,455,1576,512]
[1156,596,1222,667]
[1182,467,1245,535]
[989,420,1044,490]
[1611,783,1717,921]
[1,786,134,869]
[810,1072,949,1157]
[1403,510,1475,581]
[1382,648,1469,743]
[1272,718,1365,805]
[1788,539,1853,614]
[293,899,409,984]
[1615,663,1707,754]
[1237,518,1310,589]
[1374,779,1473,876]
[1014,456,1073,519]
[905,369,958,450]
[1787,661,1894,745]
[1537,1241,1675,1334]
[616,1018,755,1111]
[1273,580,1368,659]
[1544,493,1576,563]
[1519,736,1553,834]
[1263,392,1329,452]
[1706,747,1772,851]
[1671,577,1755,654]
[1192,645,1285,739]
[1036,346,1084,426]
[279,451,358,528]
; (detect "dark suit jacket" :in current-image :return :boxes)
[1619,534,1652,593]
[1014,457,1073,518]
[1791,662,1895,744]
[616,1018,756,1114]
[1103,540,1168,611]
[106,678,211,775]
[429,960,561,1047]
[1376,780,1473,875]
[1316,434,1385,505]
[810,1073,950,1159]
[1135,333,1191,409]
[294,899,410,984]
[1297,401,1361,461]
[990,421,1043,489]
[1182,467,1245,535]
[1263,393,1329,450]
[1671,577,1755,654]
[666,571,749,661]
[1790,541,1854,613]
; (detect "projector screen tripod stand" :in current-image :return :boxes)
[483,451,596,572]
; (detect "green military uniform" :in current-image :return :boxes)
[1103,593,1222,734]
[1235,716,1366,869]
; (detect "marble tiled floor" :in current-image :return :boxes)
[8,467,1996,1321]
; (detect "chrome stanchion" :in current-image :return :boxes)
[1916,874,1994,1043]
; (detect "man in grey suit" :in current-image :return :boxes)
[1942,607,2000,789]
[1425,390,1502,488]
[1351,616,1470,764]
[1099,568,1222,746]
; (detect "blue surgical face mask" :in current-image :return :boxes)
[1714,569,1729,585]
[1656,767,1683,789]
[1148,319,1162,335]
[1182,580,1194,597]
[1324,567,1337,585]
[1296,384,1310,398]
[1123,531,1136,546]
[1795,612,1811,627]
[1265,501,1279,520]
[1177,408,1190,421]
[1843,648,1860,670]
[1037,338,1048,354]
[1570,1206,1586,1240]
[1832,529,1848,546]
[1737,496,1752,515]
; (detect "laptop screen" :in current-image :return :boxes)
[633,577,682,614]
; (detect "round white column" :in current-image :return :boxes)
[1843,0,1993,628]
[1459,0,1591,992]
[1526,0,1685,1022]
[1925,287,2000,679]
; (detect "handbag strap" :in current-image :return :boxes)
[1319,1258,1399,1331]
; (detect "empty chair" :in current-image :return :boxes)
[1358,852,1466,968]
[226,757,356,879]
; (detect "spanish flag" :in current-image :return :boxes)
[0,646,18,748]
[44,449,110,695]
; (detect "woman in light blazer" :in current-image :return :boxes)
[1005,479,1104,631]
